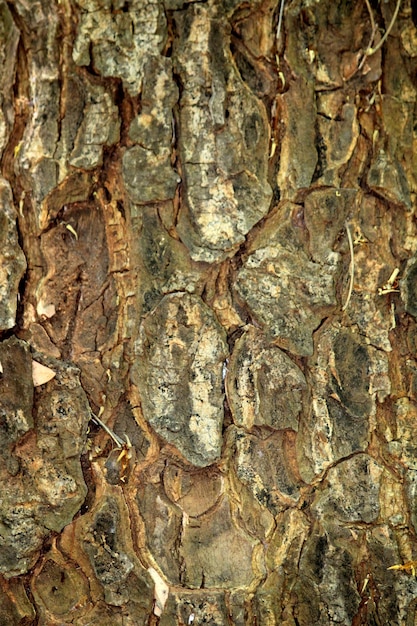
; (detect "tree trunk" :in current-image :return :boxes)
[1,0,417,623]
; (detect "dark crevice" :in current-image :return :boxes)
[222,395,233,434]
[1,37,29,192]
[169,45,184,228]
[13,265,30,333]
[270,183,281,207]
[0,327,18,342]
[85,40,101,78]
[162,6,175,58]
[160,11,184,233]
[311,124,327,183]
[113,77,139,146]
[226,326,245,353]
[22,574,39,624]
[317,111,333,121]
[60,271,83,361]
[116,199,125,220]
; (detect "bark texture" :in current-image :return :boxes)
[1,0,417,624]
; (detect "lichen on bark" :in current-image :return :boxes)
[173,2,272,262]
[132,292,228,467]
[3,0,417,623]
[235,202,338,356]
[0,339,89,577]
[0,179,26,329]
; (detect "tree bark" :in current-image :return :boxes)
[1,0,417,624]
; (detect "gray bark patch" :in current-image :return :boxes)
[132,292,228,467]
[311,454,383,523]
[235,203,337,356]
[173,5,272,262]
[0,179,26,330]
[233,427,303,515]
[226,325,306,430]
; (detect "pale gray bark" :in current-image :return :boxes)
[1,0,417,624]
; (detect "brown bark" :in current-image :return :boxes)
[1,0,417,624]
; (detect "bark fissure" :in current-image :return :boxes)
[1,0,417,624]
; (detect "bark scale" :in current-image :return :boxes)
[1,0,417,624]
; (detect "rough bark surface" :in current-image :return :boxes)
[1,0,417,624]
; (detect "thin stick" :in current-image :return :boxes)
[276,0,285,45]
[342,221,355,312]
[364,0,376,36]
[348,0,401,79]
[366,0,402,56]
[91,412,125,447]
[357,0,378,72]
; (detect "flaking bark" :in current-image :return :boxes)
[1,0,417,624]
